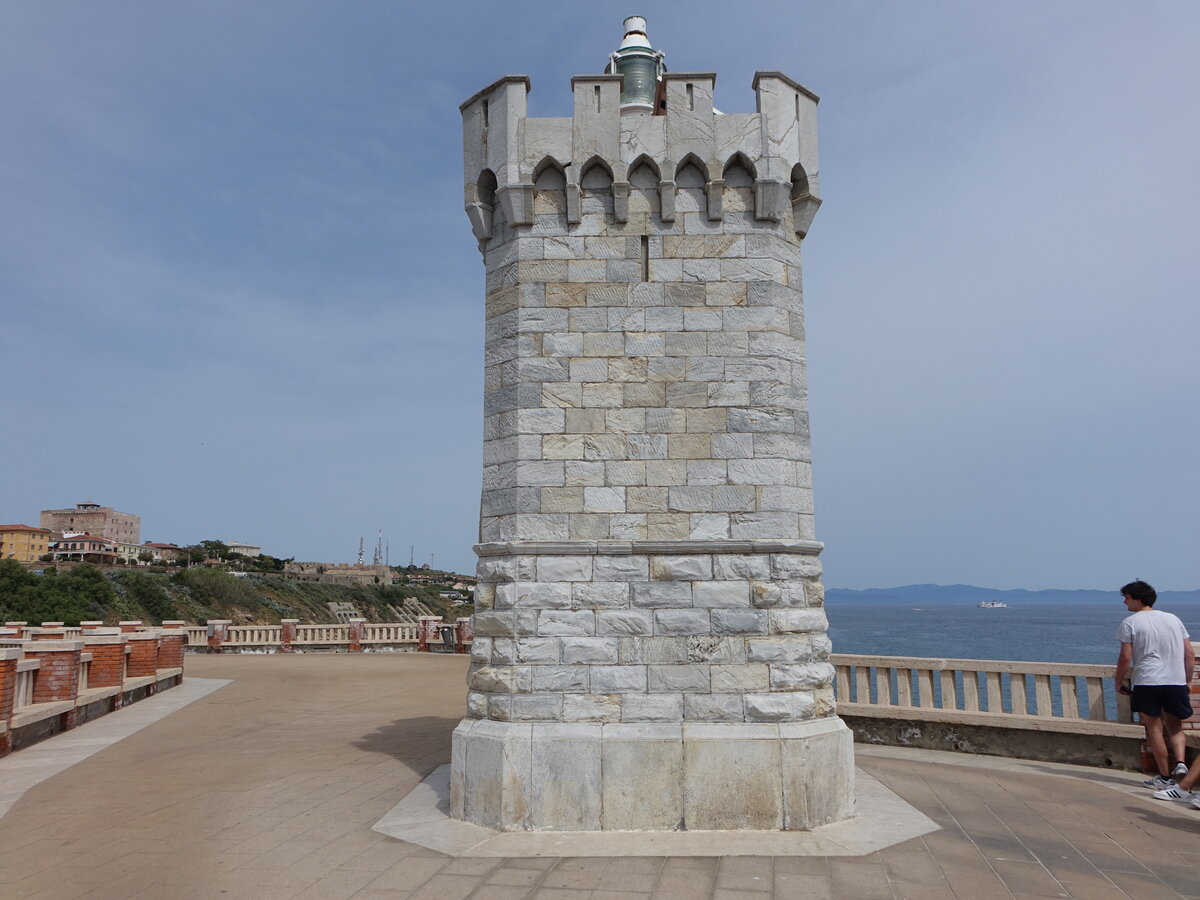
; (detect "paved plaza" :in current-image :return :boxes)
[1,654,1199,899]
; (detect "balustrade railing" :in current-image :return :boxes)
[14,660,38,711]
[831,653,1134,728]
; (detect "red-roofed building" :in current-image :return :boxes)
[0,524,54,563]
[51,533,118,564]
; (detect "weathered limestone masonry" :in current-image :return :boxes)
[449,22,855,832]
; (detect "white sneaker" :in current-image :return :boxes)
[1143,775,1174,789]
[1153,786,1196,802]
[1173,762,1189,779]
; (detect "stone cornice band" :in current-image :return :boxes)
[474,539,824,558]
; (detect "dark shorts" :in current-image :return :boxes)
[1131,684,1194,719]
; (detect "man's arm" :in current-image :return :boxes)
[1116,642,1133,690]
[1183,638,1195,685]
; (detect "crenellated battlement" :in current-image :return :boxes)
[461,69,821,243]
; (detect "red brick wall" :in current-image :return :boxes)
[26,647,81,703]
[0,656,17,723]
[125,638,160,678]
[83,642,126,688]
[158,633,184,670]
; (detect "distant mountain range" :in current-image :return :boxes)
[826,584,1200,604]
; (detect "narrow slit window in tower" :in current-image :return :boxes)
[482,100,489,127]
[595,84,601,112]
[640,235,650,282]
[687,83,694,111]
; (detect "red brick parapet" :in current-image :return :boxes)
[0,647,20,756]
[456,617,472,654]
[118,621,143,634]
[125,633,161,679]
[207,620,232,654]
[417,616,443,653]
[348,618,365,653]
[158,624,185,670]
[280,619,298,652]
[24,640,84,705]
[81,632,127,689]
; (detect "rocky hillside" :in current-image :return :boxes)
[0,561,471,626]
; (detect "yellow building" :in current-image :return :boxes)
[0,524,54,563]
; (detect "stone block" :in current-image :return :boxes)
[621,692,684,722]
[560,637,619,664]
[538,610,596,636]
[582,382,624,407]
[565,409,606,434]
[535,556,593,582]
[653,609,711,635]
[711,608,769,635]
[600,727,685,829]
[744,692,814,722]
[587,555,646,582]
[564,460,605,485]
[597,610,654,636]
[531,725,603,828]
[746,637,817,664]
[770,554,822,579]
[572,581,631,608]
[711,663,771,693]
[683,693,746,721]
[583,486,626,512]
[711,433,755,459]
[512,694,564,720]
[648,664,709,692]
[512,582,572,609]
[688,513,730,539]
[683,730,782,829]
[532,666,589,692]
[768,608,828,634]
[605,460,647,486]
[730,512,799,540]
[632,581,692,608]
[515,637,561,664]
[667,435,712,460]
[590,665,649,692]
[540,486,585,513]
[692,581,750,607]
[609,514,647,539]
[561,694,622,723]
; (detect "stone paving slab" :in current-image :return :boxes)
[1,654,1198,899]
[0,676,230,819]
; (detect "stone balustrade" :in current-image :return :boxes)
[183,618,471,654]
[0,621,186,756]
[831,651,1200,768]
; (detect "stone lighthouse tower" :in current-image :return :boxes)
[450,17,853,832]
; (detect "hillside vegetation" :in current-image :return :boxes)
[0,560,470,626]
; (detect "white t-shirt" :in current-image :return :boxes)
[1117,609,1191,686]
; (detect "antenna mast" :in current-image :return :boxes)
[356,537,365,565]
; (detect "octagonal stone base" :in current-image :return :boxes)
[450,716,854,832]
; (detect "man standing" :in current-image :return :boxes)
[1115,579,1195,788]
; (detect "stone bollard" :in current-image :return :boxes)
[118,621,143,634]
[455,617,472,654]
[4,622,27,628]
[280,619,299,653]
[348,618,365,653]
[80,621,105,634]
[206,620,231,654]
[158,623,186,677]
[0,647,21,756]
[24,640,85,730]
[80,630,128,707]
[417,616,442,653]
[41,622,65,628]
[126,633,162,695]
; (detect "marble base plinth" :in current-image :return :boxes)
[449,716,854,832]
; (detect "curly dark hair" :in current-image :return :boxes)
[1121,580,1157,606]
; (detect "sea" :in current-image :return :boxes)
[825,590,1200,665]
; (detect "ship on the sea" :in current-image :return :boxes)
[978,600,1008,608]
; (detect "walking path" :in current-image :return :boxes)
[1,654,1198,899]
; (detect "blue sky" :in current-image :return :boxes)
[2,2,1197,590]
